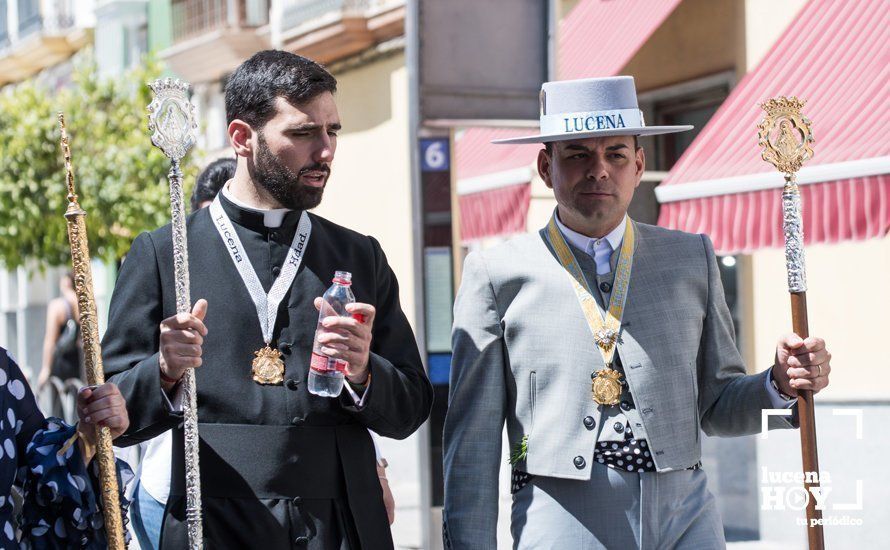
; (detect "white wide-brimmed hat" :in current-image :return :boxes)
[493,76,693,145]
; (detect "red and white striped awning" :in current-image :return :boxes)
[458,182,533,242]
[456,128,538,241]
[656,0,890,254]
[457,0,684,242]
[559,0,682,79]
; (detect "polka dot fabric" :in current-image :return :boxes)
[510,424,703,494]
[18,419,134,548]
[0,348,132,548]
[594,424,656,473]
[511,470,534,494]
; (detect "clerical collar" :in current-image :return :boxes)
[554,210,627,257]
[219,185,302,234]
[221,183,291,228]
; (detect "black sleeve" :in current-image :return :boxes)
[338,236,433,439]
[102,232,181,446]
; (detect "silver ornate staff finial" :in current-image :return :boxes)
[147,77,203,550]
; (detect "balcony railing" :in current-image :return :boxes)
[0,0,84,86]
[15,0,76,40]
[279,0,400,34]
[171,0,269,43]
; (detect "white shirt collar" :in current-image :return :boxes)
[221,182,291,228]
[554,210,627,253]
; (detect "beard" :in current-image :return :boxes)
[253,133,328,210]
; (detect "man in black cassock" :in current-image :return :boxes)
[102,51,433,549]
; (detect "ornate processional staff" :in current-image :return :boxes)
[758,97,823,550]
[57,114,127,550]
[147,78,204,549]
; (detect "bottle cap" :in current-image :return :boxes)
[333,270,352,285]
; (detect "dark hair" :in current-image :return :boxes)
[225,50,337,129]
[544,135,639,154]
[191,158,237,212]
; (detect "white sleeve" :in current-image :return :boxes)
[344,378,370,407]
[369,430,382,461]
[764,369,798,409]
[162,381,185,412]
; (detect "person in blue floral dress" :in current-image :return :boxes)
[0,346,132,549]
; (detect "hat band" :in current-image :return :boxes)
[540,109,644,136]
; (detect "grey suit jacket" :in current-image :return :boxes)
[443,221,796,548]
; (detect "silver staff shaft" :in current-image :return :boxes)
[148,77,203,549]
[782,176,807,293]
[168,159,204,548]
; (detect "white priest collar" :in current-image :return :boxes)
[221,182,291,228]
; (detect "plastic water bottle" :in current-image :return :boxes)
[308,271,355,397]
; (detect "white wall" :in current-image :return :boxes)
[748,236,890,401]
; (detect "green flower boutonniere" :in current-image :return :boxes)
[508,435,529,465]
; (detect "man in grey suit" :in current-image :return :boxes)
[443,76,833,549]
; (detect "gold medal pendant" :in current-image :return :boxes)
[591,368,622,406]
[252,345,285,385]
[547,216,636,409]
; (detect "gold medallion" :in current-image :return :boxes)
[591,368,622,406]
[252,345,285,385]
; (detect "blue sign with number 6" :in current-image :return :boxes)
[420,139,450,172]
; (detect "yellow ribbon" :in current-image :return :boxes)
[546,214,636,367]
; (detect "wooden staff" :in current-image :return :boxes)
[146,78,204,549]
[58,113,126,549]
[757,96,823,549]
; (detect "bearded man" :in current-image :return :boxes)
[102,51,433,549]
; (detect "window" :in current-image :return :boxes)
[629,73,733,224]
[636,73,733,170]
[652,85,729,170]
[17,0,41,37]
[0,0,9,46]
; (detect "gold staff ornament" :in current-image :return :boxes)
[759,97,815,176]
[58,114,127,550]
[147,78,204,550]
[758,96,823,550]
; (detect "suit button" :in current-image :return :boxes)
[285,379,299,390]
[620,401,631,411]
[583,416,596,430]
[573,456,586,469]
[270,231,279,240]
[272,266,281,277]
[599,281,612,293]
[292,496,302,506]
[291,417,305,426]
[295,536,309,544]
[614,422,625,433]
[278,342,292,355]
